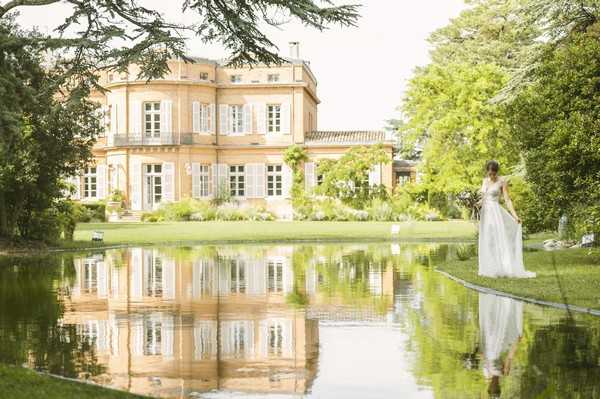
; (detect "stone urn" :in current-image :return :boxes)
[105,201,122,222]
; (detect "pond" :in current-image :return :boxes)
[1,243,600,398]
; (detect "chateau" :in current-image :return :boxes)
[70,44,397,216]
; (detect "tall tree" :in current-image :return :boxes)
[0,1,360,241]
[400,0,536,195]
[507,22,600,233]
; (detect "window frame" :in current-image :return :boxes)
[83,166,98,199]
[229,105,244,135]
[143,101,161,138]
[266,164,283,197]
[229,165,245,197]
[267,73,280,83]
[198,164,210,197]
[230,74,242,84]
[267,104,282,134]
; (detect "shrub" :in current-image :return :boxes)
[215,204,248,221]
[80,203,106,222]
[367,198,394,221]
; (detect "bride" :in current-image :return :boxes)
[478,160,535,278]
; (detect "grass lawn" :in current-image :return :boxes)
[70,220,477,248]
[438,248,600,311]
[0,365,144,399]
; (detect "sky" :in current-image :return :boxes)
[7,0,466,131]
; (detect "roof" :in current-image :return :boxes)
[305,130,391,146]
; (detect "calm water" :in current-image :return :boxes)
[1,243,600,399]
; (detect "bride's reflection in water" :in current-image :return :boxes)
[479,292,523,398]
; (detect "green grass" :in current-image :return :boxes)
[438,248,600,310]
[0,365,145,399]
[69,220,477,248]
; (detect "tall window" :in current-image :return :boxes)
[267,164,283,197]
[82,259,98,294]
[198,164,210,197]
[229,165,245,197]
[268,322,284,356]
[144,253,163,297]
[267,74,279,83]
[230,260,246,294]
[267,104,281,133]
[144,102,161,137]
[230,105,244,134]
[84,167,97,199]
[267,260,283,293]
[145,164,162,205]
[144,319,162,355]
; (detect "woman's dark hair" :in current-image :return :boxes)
[485,160,500,173]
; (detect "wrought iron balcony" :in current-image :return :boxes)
[108,133,195,147]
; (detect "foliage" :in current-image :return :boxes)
[402,62,520,194]
[507,23,600,237]
[0,0,359,89]
[316,144,390,208]
[141,199,275,222]
[0,20,100,243]
[283,145,309,211]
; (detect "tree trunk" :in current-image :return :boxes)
[0,189,10,239]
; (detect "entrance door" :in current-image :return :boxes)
[144,164,162,210]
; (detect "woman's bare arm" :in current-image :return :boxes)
[502,178,520,223]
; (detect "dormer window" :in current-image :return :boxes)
[267,74,280,83]
[230,74,242,84]
[199,72,209,81]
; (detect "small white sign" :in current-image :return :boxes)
[582,233,596,246]
[391,225,401,235]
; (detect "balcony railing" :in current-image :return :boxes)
[109,133,194,147]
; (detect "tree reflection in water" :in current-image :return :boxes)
[1,244,600,398]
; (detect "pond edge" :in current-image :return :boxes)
[436,269,600,317]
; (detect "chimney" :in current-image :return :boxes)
[289,41,300,59]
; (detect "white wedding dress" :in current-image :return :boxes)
[478,177,535,278]
[479,293,523,378]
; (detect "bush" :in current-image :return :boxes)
[83,203,106,222]
[367,198,394,221]
[215,204,248,221]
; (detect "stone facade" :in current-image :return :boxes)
[70,57,395,217]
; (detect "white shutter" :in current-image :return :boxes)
[68,175,81,200]
[162,257,175,300]
[212,164,229,196]
[192,163,201,198]
[161,315,174,359]
[282,164,293,198]
[162,162,175,202]
[369,164,382,186]
[110,164,118,193]
[110,103,118,136]
[97,261,108,298]
[209,103,216,134]
[130,161,142,211]
[131,248,142,299]
[256,103,266,134]
[245,164,256,198]
[160,100,172,138]
[201,104,209,133]
[96,164,107,199]
[131,318,143,356]
[256,163,266,198]
[304,162,316,192]
[243,103,253,134]
[192,101,201,133]
[131,101,141,137]
[219,104,229,135]
[281,102,291,135]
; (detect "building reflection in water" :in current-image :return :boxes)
[65,247,320,398]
